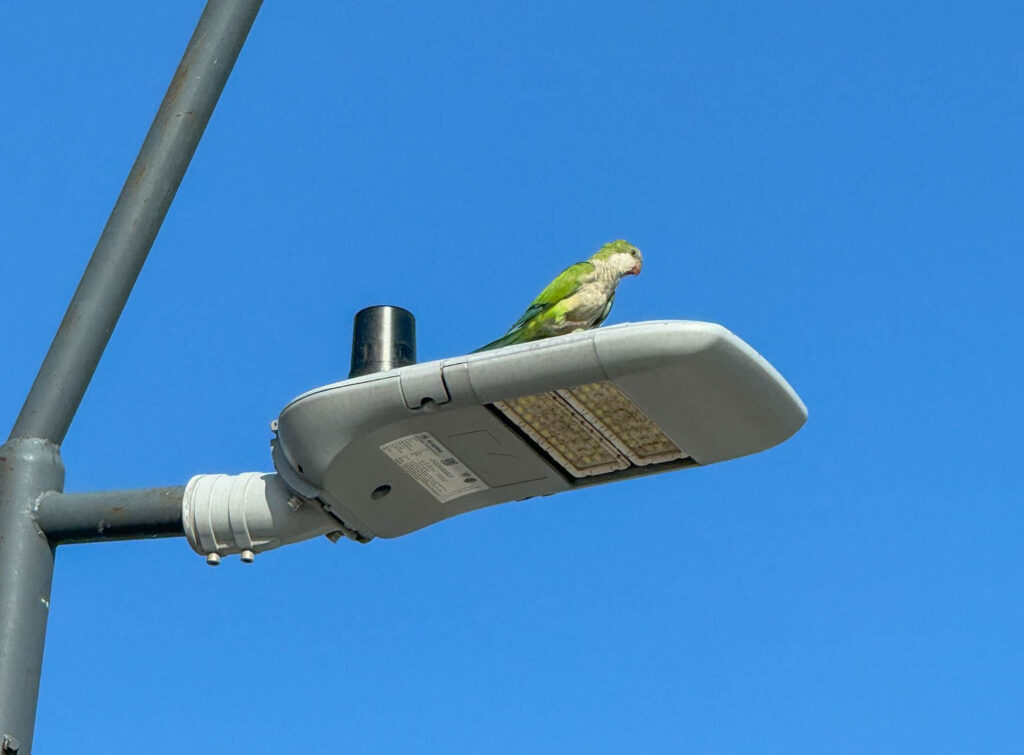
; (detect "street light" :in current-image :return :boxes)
[0,1,806,751]
[180,315,806,561]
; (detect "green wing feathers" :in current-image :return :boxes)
[507,263,592,330]
[527,263,593,309]
[476,262,594,351]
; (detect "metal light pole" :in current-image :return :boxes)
[0,1,262,750]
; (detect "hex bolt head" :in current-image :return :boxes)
[2,734,21,753]
[240,549,255,563]
[206,553,222,566]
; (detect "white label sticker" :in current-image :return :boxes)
[380,432,489,503]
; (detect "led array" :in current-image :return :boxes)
[559,381,687,466]
[494,381,686,478]
[494,393,629,478]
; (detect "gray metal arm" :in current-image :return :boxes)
[35,487,186,545]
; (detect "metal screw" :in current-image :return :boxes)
[240,549,255,563]
[205,553,221,566]
[2,734,21,753]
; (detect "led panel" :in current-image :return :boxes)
[559,381,687,466]
[494,381,688,479]
[493,393,629,478]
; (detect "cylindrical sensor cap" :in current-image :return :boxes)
[349,306,417,378]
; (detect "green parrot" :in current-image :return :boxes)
[476,240,643,351]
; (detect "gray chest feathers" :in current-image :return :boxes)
[559,267,620,328]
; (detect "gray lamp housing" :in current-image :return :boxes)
[270,320,806,541]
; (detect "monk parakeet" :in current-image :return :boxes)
[476,240,643,351]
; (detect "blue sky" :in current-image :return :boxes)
[1,2,1021,752]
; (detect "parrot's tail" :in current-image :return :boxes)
[472,331,522,353]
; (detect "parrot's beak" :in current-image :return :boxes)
[630,261,642,275]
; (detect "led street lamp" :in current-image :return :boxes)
[2,3,812,745]
[257,319,806,543]
[182,319,805,560]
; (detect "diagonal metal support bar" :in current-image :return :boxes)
[10,0,263,446]
[0,2,262,751]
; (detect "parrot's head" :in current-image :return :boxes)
[591,240,643,277]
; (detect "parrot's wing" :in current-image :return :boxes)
[506,262,594,332]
